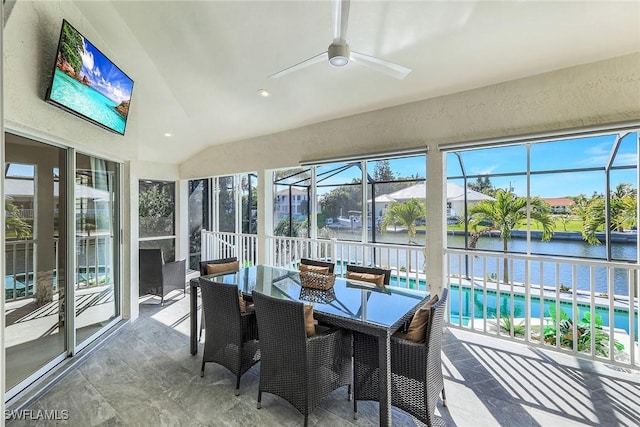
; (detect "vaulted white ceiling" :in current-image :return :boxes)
[73,1,640,164]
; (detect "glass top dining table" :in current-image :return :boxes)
[190,265,429,426]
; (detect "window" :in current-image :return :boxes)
[241,174,258,234]
[446,131,639,262]
[272,153,428,244]
[188,179,209,270]
[139,180,176,261]
[188,174,258,266]
[365,156,426,245]
[273,168,311,237]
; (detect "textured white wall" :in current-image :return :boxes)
[180,52,640,179]
[3,1,139,161]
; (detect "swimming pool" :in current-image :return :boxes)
[334,262,637,341]
[447,284,639,341]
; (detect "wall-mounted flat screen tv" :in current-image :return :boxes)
[45,20,134,135]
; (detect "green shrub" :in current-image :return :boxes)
[542,308,624,357]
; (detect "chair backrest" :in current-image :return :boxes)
[139,249,163,295]
[300,258,335,273]
[252,292,308,387]
[346,264,391,286]
[199,257,238,276]
[199,277,243,347]
[425,288,448,415]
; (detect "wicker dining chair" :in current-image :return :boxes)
[299,258,335,273]
[138,249,186,305]
[345,264,391,286]
[199,277,260,396]
[353,288,449,426]
[198,257,239,341]
[252,291,352,427]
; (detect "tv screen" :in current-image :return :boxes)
[45,20,134,135]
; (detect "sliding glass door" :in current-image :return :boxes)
[4,136,122,400]
[74,153,120,347]
[4,134,68,398]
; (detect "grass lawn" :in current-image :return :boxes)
[446,217,601,233]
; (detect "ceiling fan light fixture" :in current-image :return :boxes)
[328,43,350,67]
[330,56,349,67]
[268,1,411,79]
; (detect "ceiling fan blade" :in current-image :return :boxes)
[350,51,412,80]
[269,52,329,79]
[332,0,350,41]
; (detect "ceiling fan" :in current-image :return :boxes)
[269,0,412,80]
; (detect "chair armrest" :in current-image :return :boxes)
[391,335,427,379]
[307,327,351,360]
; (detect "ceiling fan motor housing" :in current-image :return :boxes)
[328,43,350,67]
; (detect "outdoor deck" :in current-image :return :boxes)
[7,289,640,426]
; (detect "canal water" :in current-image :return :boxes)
[330,229,637,296]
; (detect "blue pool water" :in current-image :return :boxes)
[378,270,637,341]
[447,285,638,341]
[328,262,637,341]
[50,69,126,133]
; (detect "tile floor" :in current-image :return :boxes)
[7,290,640,426]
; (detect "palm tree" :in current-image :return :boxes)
[582,196,605,244]
[610,183,637,232]
[380,199,426,273]
[581,184,637,244]
[570,194,590,227]
[5,202,32,239]
[468,190,554,284]
[379,199,425,244]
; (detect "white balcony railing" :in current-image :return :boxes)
[5,239,38,300]
[5,236,114,302]
[201,230,258,267]
[75,235,114,289]
[446,248,639,369]
[201,230,640,369]
[266,235,427,291]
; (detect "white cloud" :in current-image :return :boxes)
[470,165,498,175]
[81,40,94,72]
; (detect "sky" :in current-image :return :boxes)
[311,133,638,198]
[79,33,134,104]
[448,133,638,198]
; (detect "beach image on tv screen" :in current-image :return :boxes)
[49,21,133,134]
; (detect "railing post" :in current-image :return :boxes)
[201,229,207,261]
[238,233,244,266]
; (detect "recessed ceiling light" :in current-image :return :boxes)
[258,89,270,97]
[164,132,173,137]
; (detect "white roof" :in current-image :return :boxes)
[368,182,494,203]
[446,182,495,202]
[369,194,396,203]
